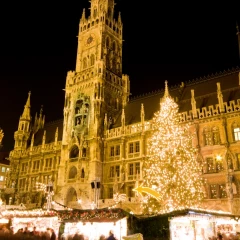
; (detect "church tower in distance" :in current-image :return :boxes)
[57,0,130,207]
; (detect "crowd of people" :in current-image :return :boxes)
[0,226,117,240]
[0,225,57,239]
[60,230,117,240]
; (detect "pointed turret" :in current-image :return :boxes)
[81,8,86,21]
[191,89,197,119]
[41,130,46,152]
[32,106,45,134]
[140,103,145,130]
[20,91,31,121]
[54,127,58,149]
[118,12,122,23]
[30,133,34,154]
[14,92,32,150]
[163,80,170,98]
[217,82,225,113]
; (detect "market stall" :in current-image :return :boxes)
[0,209,60,236]
[170,210,240,240]
[131,208,240,240]
[56,208,129,240]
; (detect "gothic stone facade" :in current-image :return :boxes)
[6,0,240,214]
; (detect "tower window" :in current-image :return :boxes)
[90,54,95,66]
[233,127,240,141]
[81,168,85,178]
[95,6,99,16]
[69,145,79,159]
[69,166,77,179]
[82,148,87,157]
[83,58,87,69]
[112,41,116,51]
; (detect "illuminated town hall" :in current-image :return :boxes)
[4,0,240,217]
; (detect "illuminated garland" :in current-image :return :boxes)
[0,209,56,218]
[56,208,128,222]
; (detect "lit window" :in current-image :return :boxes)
[210,184,217,199]
[219,184,227,198]
[216,159,224,172]
[1,167,6,172]
[234,127,240,141]
[203,127,220,146]
[0,176,4,181]
[206,158,215,173]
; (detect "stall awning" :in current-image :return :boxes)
[57,208,129,222]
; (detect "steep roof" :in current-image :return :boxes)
[113,68,240,127]
[33,119,63,146]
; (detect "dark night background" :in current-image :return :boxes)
[0,1,239,150]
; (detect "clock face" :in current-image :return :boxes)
[85,34,95,47]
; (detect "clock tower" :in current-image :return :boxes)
[57,0,130,207]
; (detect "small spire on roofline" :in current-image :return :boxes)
[163,80,170,98]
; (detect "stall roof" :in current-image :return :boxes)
[56,208,129,223]
[134,208,240,221]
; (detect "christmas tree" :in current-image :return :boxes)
[137,81,204,214]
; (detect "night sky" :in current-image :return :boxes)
[0,1,239,150]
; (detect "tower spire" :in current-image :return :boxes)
[163,80,170,98]
[21,91,31,121]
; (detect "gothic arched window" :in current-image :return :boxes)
[106,37,110,48]
[112,41,116,51]
[83,57,87,69]
[212,126,220,145]
[203,127,212,146]
[232,122,240,141]
[93,8,97,18]
[69,166,77,179]
[81,168,85,178]
[203,126,220,146]
[90,54,95,66]
[69,145,79,159]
